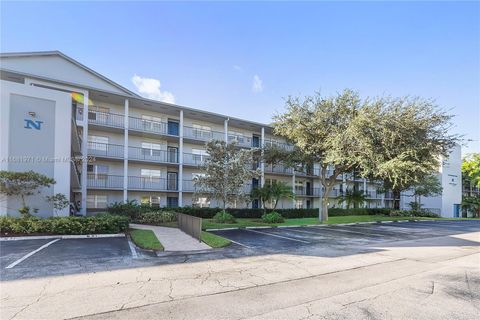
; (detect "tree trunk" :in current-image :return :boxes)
[319,196,329,222]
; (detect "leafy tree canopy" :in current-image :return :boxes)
[194,140,260,209]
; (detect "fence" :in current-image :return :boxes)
[177,213,202,241]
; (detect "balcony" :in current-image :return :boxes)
[88,142,124,159]
[129,116,170,136]
[128,176,178,191]
[129,146,178,164]
[264,164,294,175]
[87,174,123,189]
[183,126,224,142]
[87,109,125,129]
[295,187,321,197]
[183,153,209,166]
[228,135,253,148]
[263,139,295,151]
[182,180,252,193]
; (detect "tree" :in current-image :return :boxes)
[337,189,368,209]
[251,186,271,212]
[352,96,459,209]
[461,196,480,218]
[0,170,56,216]
[273,89,367,221]
[462,153,480,189]
[194,140,260,209]
[46,193,70,216]
[409,175,443,210]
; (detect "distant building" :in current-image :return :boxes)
[399,145,462,217]
[0,51,462,217]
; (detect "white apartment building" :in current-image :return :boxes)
[0,51,461,217]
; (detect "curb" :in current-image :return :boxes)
[0,233,125,241]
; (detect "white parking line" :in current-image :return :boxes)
[5,239,61,269]
[224,239,253,249]
[127,238,139,259]
[246,229,310,244]
[309,226,388,238]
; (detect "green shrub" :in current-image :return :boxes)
[134,211,178,225]
[0,215,129,235]
[389,210,439,218]
[261,212,284,223]
[106,200,152,219]
[213,211,236,224]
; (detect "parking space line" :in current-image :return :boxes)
[5,239,61,269]
[309,226,388,238]
[223,238,253,249]
[246,229,310,244]
[127,238,139,258]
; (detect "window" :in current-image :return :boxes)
[141,142,162,157]
[192,148,208,163]
[295,199,304,209]
[87,195,107,208]
[141,196,160,208]
[88,135,109,151]
[141,169,161,181]
[228,131,244,143]
[88,106,109,121]
[87,164,109,178]
[192,124,212,139]
[193,197,210,208]
[142,115,163,132]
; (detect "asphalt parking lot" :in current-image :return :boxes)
[1,220,479,281]
[210,220,480,249]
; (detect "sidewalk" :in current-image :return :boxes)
[130,223,211,251]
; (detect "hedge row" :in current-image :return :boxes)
[106,202,392,219]
[0,215,129,235]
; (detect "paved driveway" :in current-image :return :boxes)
[1,220,479,281]
[1,220,478,320]
[210,220,480,250]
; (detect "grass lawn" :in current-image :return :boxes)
[202,215,465,230]
[130,229,164,251]
[201,231,231,248]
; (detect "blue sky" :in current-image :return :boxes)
[1,1,479,154]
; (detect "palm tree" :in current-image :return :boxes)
[251,186,272,212]
[337,189,368,209]
[251,181,294,210]
[270,181,295,209]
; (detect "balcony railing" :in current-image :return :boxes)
[87,174,123,189]
[87,142,124,158]
[263,139,295,151]
[264,164,294,175]
[183,180,252,193]
[228,135,253,148]
[183,153,209,166]
[183,126,224,142]
[128,146,178,163]
[295,187,322,197]
[86,109,125,128]
[128,176,178,191]
[129,116,169,135]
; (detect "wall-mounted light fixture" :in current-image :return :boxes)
[28,112,36,118]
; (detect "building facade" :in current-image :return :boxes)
[0,51,462,217]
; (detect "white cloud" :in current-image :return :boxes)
[131,75,175,104]
[252,75,263,93]
[233,65,242,72]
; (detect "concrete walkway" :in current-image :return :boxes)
[130,224,211,251]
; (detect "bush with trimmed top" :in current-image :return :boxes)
[0,215,129,235]
[213,211,236,224]
[261,212,285,223]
